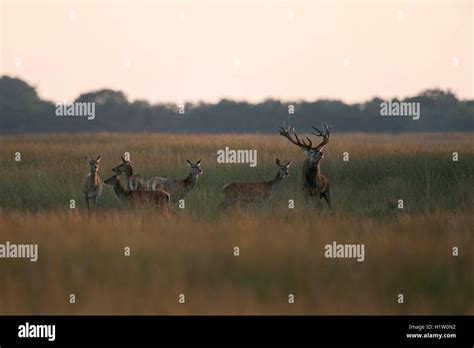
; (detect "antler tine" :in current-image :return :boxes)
[325,124,332,135]
[279,123,311,149]
[297,132,311,149]
[312,126,323,136]
[310,123,331,150]
[278,125,287,134]
[305,136,313,148]
[312,124,330,136]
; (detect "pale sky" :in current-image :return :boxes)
[1,0,472,104]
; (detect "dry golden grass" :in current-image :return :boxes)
[0,210,472,315]
[0,133,472,314]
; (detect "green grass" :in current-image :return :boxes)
[0,133,472,217]
[0,132,472,314]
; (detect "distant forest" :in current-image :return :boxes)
[1,76,473,134]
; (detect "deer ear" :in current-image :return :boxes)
[96,155,102,163]
[276,159,281,166]
[286,161,293,167]
[186,160,192,166]
[197,159,201,165]
[121,156,126,162]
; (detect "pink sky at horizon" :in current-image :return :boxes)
[1,0,472,104]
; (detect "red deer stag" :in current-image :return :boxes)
[279,124,331,207]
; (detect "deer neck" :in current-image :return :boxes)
[90,171,100,184]
[314,162,322,177]
[124,166,133,179]
[183,172,198,192]
[268,172,283,192]
[303,159,321,190]
[113,180,129,201]
[307,159,321,177]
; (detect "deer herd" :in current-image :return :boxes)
[83,124,332,211]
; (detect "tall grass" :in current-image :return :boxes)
[0,133,472,216]
[0,210,472,314]
[0,133,472,314]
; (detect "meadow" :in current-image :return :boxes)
[0,132,472,314]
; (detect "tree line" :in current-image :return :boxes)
[1,76,473,134]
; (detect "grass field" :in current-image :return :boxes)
[0,132,473,314]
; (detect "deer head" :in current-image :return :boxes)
[85,155,102,173]
[186,159,203,177]
[276,159,292,178]
[112,156,131,174]
[279,124,331,164]
[104,172,121,186]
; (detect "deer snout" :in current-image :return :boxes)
[104,177,114,185]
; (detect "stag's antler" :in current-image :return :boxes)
[279,124,314,150]
[312,124,331,150]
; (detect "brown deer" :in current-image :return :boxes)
[112,157,145,191]
[279,124,331,207]
[104,171,171,211]
[83,155,103,209]
[146,160,203,203]
[218,159,292,209]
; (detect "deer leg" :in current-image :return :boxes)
[219,199,237,210]
[157,201,166,213]
[313,194,323,208]
[218,200,229,210]
[303,189,311,204]
[166,205,175,215]
[158,198,172,214]
[95,196,100,207]
[322,191,331,208]
[305,188,320,208]
[85,196,90,209]
[323,183,331,208]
